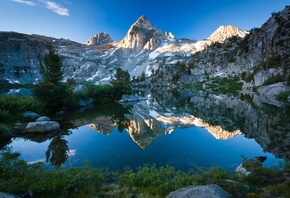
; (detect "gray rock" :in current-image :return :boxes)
[24,121,60,133]
[167,184,230,198]
[118,95,147,103]
[55,111,64,115]
[7,88,32,96]
[73,85,87,92]
[78,99,86,107]
[22,111,40,119]
[84,97,94,105]
[36,116,50,121]
[0,192,21,198]
[257,82,289,96]
[84,32,113,46]
[255,82,290,106]
[287,95,290,102]
[253,68,282,87]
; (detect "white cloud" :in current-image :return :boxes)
[45,1,69,16]
[11,0,35,6]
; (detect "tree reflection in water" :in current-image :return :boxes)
[46,130,70,168]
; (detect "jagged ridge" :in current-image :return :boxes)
[0,6,289,85]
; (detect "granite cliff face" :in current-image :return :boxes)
[119,16,160,54]
[0,32,48,83]
[0,6,289,87]
[84,32,113,46]
[0,15,248,84]
[207,25,248,43]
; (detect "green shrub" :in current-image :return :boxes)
[0,109,9,120]
[276,91,290,101]
[0,151,104,197]
[72,84,116,104]
[1,151,289,197]
[0,95,44,114]
[262,74,284,86]
[245,72,256,82]
[33,82,72,111]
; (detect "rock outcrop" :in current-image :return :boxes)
[0,6,289,89]
[84,32,113,46]
[119,16,160,54]
[208,25,248,43]
[167,184,230,198]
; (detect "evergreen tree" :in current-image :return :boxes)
[140,72,146,81]
[40,50,63,84]
[110,67,132,99]
[33,50,72,111]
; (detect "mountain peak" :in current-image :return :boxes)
[119,15,159,54]
[84,32,113,46]
[208,25,249,43]
[132,15,156,30]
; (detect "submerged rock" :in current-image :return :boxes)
[167,184,230,198]
[24,121,60,133]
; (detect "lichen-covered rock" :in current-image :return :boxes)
[167,184,230,198]
[24,121,60,133]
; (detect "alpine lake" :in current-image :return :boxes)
[1,87,289,172]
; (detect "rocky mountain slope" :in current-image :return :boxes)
[0,16,247,84]
[0,6,289,87]
[152,6,290,89]
[84,32,113,46]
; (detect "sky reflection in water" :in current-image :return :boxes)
[10,124,280,172]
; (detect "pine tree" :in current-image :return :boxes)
[110,67,132,99]
[40,50,63,85]
[33,50,72,111]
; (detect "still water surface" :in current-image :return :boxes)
[10,123,280,171]
[3,89,289,171]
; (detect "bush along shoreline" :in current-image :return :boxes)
[0,151,289,197]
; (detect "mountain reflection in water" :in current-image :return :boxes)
[3,89,289,170]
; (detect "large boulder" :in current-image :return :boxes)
[24,121,60,133]
[167,184,230,198]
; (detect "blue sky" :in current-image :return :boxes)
[1,0,289,43]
